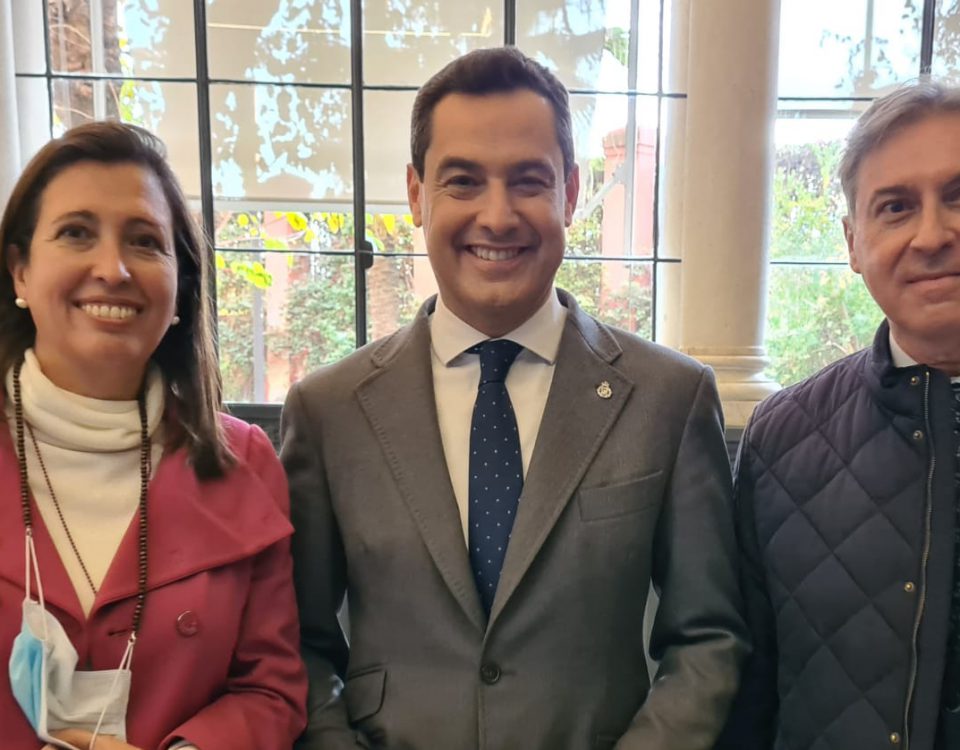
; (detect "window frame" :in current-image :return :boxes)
[14,0,679,408]
[766,0,941,387]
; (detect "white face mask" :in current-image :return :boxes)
[8,534,134,749]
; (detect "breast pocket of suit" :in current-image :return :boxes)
[577,470,665,522]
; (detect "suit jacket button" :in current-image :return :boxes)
[480,662,501,684]
[176,610,200,637]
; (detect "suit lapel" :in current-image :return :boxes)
[356,305,486,632]
[489,295,633,627]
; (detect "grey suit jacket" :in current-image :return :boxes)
[281,290,748,750]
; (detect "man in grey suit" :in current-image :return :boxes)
[281,46,747,750]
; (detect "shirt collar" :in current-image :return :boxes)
[889,329,960,383]
[888,330,918,369]
[430,290,567,366]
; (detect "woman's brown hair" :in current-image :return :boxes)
[0,121,232,479]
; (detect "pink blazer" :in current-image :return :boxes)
[0,410,307,749]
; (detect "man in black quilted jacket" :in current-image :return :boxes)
[716,81,960,750]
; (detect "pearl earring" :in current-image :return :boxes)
[14,297,27,309]
[171,315,180,326]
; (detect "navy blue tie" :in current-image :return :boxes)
[468,339,524,614]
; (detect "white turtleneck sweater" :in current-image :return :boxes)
[4,349,165,617]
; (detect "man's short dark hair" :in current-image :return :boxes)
[410,46,575,179]
[840,80,960,214]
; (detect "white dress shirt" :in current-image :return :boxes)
[890,331,960,384]
[429,292,567,544]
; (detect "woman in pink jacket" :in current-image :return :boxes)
[0,122,307,750]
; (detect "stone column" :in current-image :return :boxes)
[0,0,22,205]
[678,0,781,427]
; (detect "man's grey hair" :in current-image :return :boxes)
[840,80,960,215]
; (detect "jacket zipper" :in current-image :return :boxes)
[903,368,935,750]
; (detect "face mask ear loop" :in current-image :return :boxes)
[24,529,49,641]
[89,632,136,749]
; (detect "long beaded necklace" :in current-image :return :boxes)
[13,358,151,635]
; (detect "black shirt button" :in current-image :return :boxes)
[480,662,501,684]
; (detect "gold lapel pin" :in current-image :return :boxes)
[596,381,612,399]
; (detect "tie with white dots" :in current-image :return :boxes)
[467,339,524,614]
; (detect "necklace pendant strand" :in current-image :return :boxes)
[13,358,151,635]
[25,422,98,596]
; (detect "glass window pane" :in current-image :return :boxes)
[365,91,416,208]
[517,0,660,93]
[51,78,201,197]
[206,0,350,84]
[773,106,863,262]
[363,1,503,87]
[568,94,657,257]
[217,250,355,403]
[765,265,881,387]
[932,1,960,79]
[366,211,420,255]
[210,84,352,203]
[777,0,922,98]
[555,259,652,338]
[47,0,196,77]
[214,208,354,253]
[367,254,437,341]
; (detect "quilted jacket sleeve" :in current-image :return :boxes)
[714,415,779,750]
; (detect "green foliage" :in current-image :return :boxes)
[770,142,847,261]
[214,209,420,400]
[558,205,652,337]
[768,0,960,385]
[274,255,355,376]
[604,27,630,68]
[555,259,602,318]
[766,143,882,387]
[767,266,880,386]
[216,253,274,402]
[216,253,256,401]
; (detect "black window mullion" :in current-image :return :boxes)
[619,0,642,336]
[505,0,516,45]
[215,247,357,258]
[41,0,53,135]
[920,0,936,75]
[351,0,371,349]
[192,0,217,313]
[651,0,667,342]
